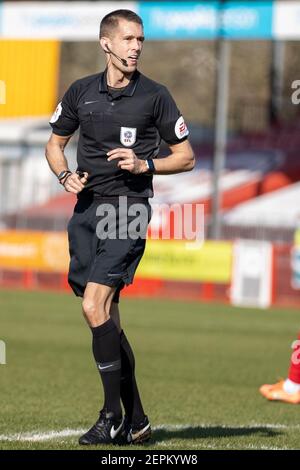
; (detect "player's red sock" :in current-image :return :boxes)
[288,332,300,384]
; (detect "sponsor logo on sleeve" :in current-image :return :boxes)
[50,102,62,123]
[175,116,189,139]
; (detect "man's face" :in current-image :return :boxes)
[106,19,144,72]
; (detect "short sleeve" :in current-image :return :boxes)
[153,86,189,145]
[49,83,79,136]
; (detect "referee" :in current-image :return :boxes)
[45,9,194,446]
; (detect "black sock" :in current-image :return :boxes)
[91,318,122,419]
[120,330,145,425]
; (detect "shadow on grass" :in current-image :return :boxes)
[148,426,281,444]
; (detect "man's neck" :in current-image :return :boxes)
[106,65,134,89]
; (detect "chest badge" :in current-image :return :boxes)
[120,127,137,147]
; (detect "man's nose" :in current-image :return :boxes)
[132,39,141,50]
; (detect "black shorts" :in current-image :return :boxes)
[67,193,151,303]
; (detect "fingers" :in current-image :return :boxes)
[107,149,133,161]
[117,159,144,174]
[107,148,143,174]
[79,171,89,184]
[117,161,134,170]
[107,149,135,171]
[107,148,126,156]
[64,172,88,194]
[64,184,80,194]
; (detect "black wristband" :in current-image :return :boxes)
[145,158,155,175]
[62,173,72,186]
[58,170,72,183]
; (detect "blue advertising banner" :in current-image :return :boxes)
[137,1,274,40]
[222,1,273,39]
[5,1,298,41]
[138,1,218,40]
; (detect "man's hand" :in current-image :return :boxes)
[62,172,88,194]
[107,148,147,174]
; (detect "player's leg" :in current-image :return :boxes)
[259,332,300,404]
[287,333,300,390]
[110,302,151,444]
[78,197,152,444]
[79,282,124,445]
[110,301,121,332]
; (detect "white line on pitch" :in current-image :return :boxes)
[0,423,299,443]
[158,441,290,451]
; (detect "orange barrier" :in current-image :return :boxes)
[0,230,69,272]
[0,40,60,117]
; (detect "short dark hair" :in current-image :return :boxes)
[100,9,143,38]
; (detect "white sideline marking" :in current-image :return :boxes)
[0,423,299,443]
[0,428,86,442]
[159,441,289,450]
[154,423,300,430]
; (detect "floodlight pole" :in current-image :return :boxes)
[210,3,231,240]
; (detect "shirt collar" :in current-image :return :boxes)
[99,69,140,97]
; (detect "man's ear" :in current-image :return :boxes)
[100,37,110,53]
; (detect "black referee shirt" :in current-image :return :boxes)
[50,70,189,198]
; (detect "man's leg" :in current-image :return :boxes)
[79,282,124,445]
[110,302,145,423]
[110,302,151,443]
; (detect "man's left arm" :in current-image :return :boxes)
[145,140,195,174]
[106,140,194,175]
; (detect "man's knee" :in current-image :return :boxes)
[82,298,99,323]
[82,284,115,326]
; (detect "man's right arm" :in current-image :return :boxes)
[46,81,88,193]
[45,133,88,194]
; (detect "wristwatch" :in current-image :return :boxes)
[57,170,72,184]
[145,159,156,175]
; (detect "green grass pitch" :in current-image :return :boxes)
[0,289,299,450]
